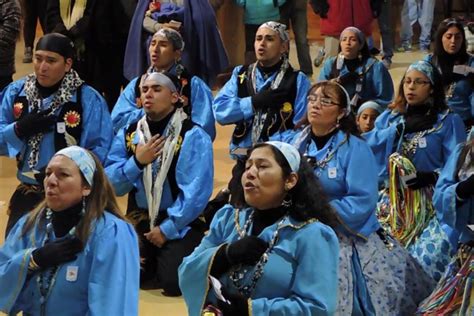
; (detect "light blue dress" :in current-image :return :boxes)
[434,143,474,246]
[364,109,466,182]
[318,56,394,110]
[105,123,213,240]
[178,205,340,316]
[290,128,435,315]
[111,67,216,141]
[364,109,466,281]
[213,65,310,158]
[0,212,140,315]
[0,78,113,185]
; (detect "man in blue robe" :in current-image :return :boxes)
[112,27,216,140]
[0,33,113,237]
[106,72,213,295]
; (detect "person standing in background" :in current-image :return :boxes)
[0,0,21,91]
[280,0,313,78]
[21,0,47,64]
[398,0,435,52]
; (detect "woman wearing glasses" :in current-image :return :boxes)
[424,18,474,130]
[365,61,466,280]
[288,80,434,315]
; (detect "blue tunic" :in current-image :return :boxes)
[0,212,140,315]
[111,73,216,141]
[0,78,113,185]
[213,65,310,157]
[364,109,466,182]
[105,123,213,240]
[434,143,474,246]
[178,205,340,316]
[290,129,381,238]
[424,54,474,121]
[318,56,394,110]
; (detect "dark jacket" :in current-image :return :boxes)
[0,0,21,77]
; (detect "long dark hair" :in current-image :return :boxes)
[391,63,447,114]
[455,139,474,179]
[234,143,340,228]
[432,18,469,80]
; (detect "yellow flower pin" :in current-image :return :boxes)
[126,131,137,153]
[282,102,293,113]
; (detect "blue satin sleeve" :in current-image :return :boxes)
[111,78,144,134]
[160,127,214,240]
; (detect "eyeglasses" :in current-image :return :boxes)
[403,78,431,87]
[307,95,340,107]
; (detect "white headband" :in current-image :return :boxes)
[54,146,96,186]
[140,72,178,92]
[266,141,300,173]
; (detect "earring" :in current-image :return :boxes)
[335,117,341,128]
[282,194,292,208]
[81,196,86,216]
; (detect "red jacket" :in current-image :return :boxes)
[320,0,373,37]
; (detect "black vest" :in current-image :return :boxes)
[124,117,195,219]
[232,64,299,145]
[13,87,83,154]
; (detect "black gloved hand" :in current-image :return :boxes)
[226,236,268,266]
[403,113,437,134]
[406,171,438,190]
[32,237,83,269]
[15,110,56,138]
[456,175,474,200]
[217,287,249,316]
[251,88,288,111]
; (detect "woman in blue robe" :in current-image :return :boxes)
[434,139,474,249]
[179,141,340,316]
[424,18,474,130]
[364,61,466,281]
[113,27,215,140]
[106,72,213,295]
[0,146,140,315]
[289,80,434,315]
[318,26,394,112]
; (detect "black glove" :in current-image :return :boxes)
[32,237,83,269]
[15,110,56,138]
[403,113,437,134]
[226,236,268,266]
[406,171,438,190]
[217,287,249,316]
[456,175,474,200]
[310,0,330,18]
[251,88,288,111]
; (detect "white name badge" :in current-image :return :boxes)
[453,65,474,76]
[57,122,66,134]
[418,137,427,148]
[66,265,78,282]
[328,167,337,179]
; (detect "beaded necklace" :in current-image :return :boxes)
[229,210,316,297]
[305,134,348,174]
[37,208,80,316]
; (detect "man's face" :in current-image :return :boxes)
[34,50,72,87]
[148,35,180,71]
[254,27,287,67]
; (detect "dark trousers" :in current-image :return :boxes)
[136,219,204,296]
[5,183,44,238]
[21,0,47,48]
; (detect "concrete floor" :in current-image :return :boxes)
[0,32,426,315]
